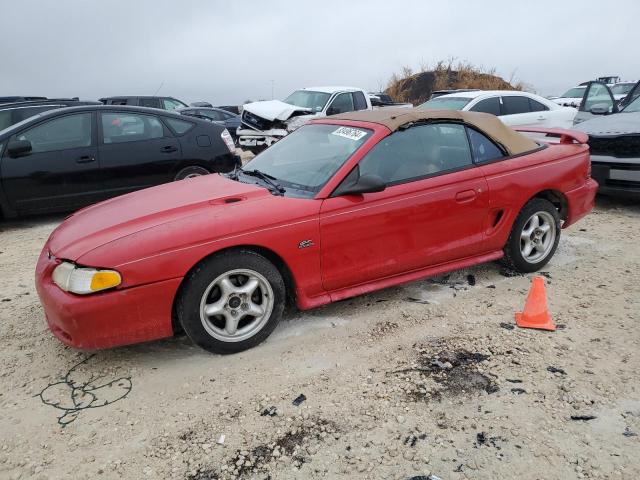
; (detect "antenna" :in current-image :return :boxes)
[153,81,165,96]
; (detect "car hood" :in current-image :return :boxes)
[243,100,313,121]
[48,175,270,262]
[573,112,640,136]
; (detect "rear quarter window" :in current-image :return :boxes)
[164,117,194,135]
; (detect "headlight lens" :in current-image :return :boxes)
[52,262,121,295]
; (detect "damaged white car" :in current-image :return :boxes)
[237,86,372,152]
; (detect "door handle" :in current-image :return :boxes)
[537,116,547,121]
[161,146,178,153]
[455,189,476,203]
[76,155,95,164]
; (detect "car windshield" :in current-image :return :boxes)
[622,95,640,113]
[283,90,331,113]
[241,124,371,197]
[560,87,586,98]
[611,83,635,95]
[418,97,473,110]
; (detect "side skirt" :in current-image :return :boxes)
[327,250,504,304]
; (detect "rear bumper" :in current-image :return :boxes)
[35,247,180,350]
[563,178,598,228]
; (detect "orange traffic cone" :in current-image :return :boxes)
[515,276,556,331]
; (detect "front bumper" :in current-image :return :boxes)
[237,128,288,148]
[35,247,181,350]
[591,156,640,198]
[564,178,599,228]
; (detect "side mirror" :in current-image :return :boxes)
[326,107,338,116]
[589,104,611,115]
[7,139,32,157]
[335,174,386,196]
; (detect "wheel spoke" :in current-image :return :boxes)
[204,299,225,317]
[522,241,534,257]
[246,302,265,318]
[218,277,235,296]
[529,215,540,229]
[521,229,532,241]
[224,314,239,335]
[237,277,259,295]
[538,222,551,233]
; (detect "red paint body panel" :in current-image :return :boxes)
[320,168,489,290]
[35,247,179,349]
[35,119,598,350]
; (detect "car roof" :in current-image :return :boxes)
[299,86,362,94]
[432,89,480,94]
[0,105,215,138]
[0,99,100,109]
[434,90,541,99]
[99,95,178,99]
[327,108,540,155]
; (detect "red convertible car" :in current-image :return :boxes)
[36,109,597,354]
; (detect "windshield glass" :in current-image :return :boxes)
[561,87,586,98]
[243,124,371,197]
[283,90,331,113]
[622,95,640,113]
[418,97,472,110]
[611,83,634,95]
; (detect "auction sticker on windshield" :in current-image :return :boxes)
[331,126,368,141]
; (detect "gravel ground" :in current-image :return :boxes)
[0,196,639,480]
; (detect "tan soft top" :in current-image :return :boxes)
[328,108,539,155]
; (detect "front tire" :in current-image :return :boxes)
[174,166,209,181]
[177,250,285,354]
[503,198,561,273]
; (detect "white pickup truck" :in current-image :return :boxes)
[238,86,377,152]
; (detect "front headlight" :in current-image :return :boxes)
[52,262,121,295]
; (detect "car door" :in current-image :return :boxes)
[469,96,502,117]
[139,97,161,109]
[500,95,541,126]
[326,92,356,116]
[319,122,489,292]
[1,111,101,214]
[619,81,640,110]
[574,82,617,124]
[198,109,226,126]
[97,111,181,197]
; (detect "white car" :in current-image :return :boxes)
[610,82,637,103]
[419,90,577,129]
[237,86,373,152]
[552,86,587,108]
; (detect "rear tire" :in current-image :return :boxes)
[503,198,561,273]
[177,250,285,354]
[174,166,209,181]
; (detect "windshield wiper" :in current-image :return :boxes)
[241,169,286,195]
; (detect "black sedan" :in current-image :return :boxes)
[177,107,241,142]
[0,105,240,218]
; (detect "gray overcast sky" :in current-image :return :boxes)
[2,0,639,105]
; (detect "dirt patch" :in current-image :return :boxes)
[393,340,498,401]
[194,418,338,479]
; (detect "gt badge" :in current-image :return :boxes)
[298,239,314,249]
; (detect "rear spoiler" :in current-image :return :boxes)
[513,127,588,145]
